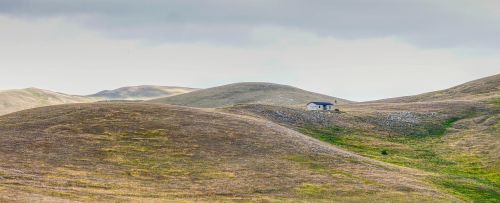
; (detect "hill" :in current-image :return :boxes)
[89,85,197,101]
[0,88,95,116]
[150,82,350,108]
[0,103,453,202]
[223,97,499,201]
[376,74,500,103]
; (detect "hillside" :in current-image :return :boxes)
[90,85,197,101]
[150,82,350,108]
[377,74,500,103]
[0,103,454,202]
[223,95,499,201]
[0,88,95,116]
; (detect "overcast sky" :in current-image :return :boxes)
[0,0,499,101]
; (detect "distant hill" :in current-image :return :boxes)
[0,103,452,202]
[376,74,500,103]
[0,88,95,115]
[150,82,350,108]
[90,85,197,101]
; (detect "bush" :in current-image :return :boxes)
[381,149,389,155]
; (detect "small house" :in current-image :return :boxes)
[306,102,334,111]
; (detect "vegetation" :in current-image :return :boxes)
[150,82,350,108]
[300,121,500,202]
[0,103,450,202]
[0,88,96,115]
[0,75,498,202]
[418,117,460,136]
[379,74,499,103]
[490,98,500,106]
[90,85,197,101]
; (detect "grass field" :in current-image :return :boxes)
[0,75,498,202]
[0,103,455,202]
[224,97,499,202]
[300,114,499,202]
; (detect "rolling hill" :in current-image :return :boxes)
[150,82,350,108]
[0,103,454,202]
[224,103,499,202]
[221,75,500,202]
[89,85,197,101]
[1,75,498,202]
[376,74,500,103]
[0,88,96,116]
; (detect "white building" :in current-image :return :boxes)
[306,102,334,111]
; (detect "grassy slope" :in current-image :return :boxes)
[228,101,499,202]
[344,76,500,202]
[223,89,500,202]
[300,117,499,202]
[150,82,350,108]
[0,88,96,116]
[377,74,500,103]
[0,103,453,202]
[90,85,197,101]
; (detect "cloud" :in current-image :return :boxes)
[0,0,499,50]
[0,15,498,101]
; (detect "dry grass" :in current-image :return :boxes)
[90,85,198,101]
[0,88,96,116]
[1,75,497,202]
[375,74,499,103]
[0,103,452,202]
[226,98,499,202]
[150,82,350,108]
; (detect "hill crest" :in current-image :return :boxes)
[373,74,500,103]
[90,85,197,101]
[150,82,350,108]
[0,88,95,115]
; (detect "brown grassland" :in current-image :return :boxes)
[151,82,350,108]
[0,103,456,202]
[0,74,498,202]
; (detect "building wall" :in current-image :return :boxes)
[307,103,320,110]
[307,103,333,110]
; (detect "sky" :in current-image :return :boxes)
[0,0,499,101]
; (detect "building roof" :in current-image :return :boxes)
[308,101,333,105]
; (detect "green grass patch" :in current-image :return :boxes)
[433,177,500,203]
[413,117,460,136]
[299,126,352,145]
[299,125,500,202]
[296,183,329,197]
[135,129,167,137]
[489,99,500,106]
